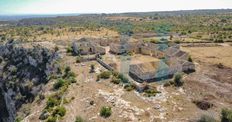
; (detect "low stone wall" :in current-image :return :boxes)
[80,57,96,62]
[96,58,114,71]
[181,43,221,47]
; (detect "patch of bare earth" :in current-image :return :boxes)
[182,46,232,120]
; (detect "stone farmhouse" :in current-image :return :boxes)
[72,38,106,55]
[109,42,165,59]
[129,61,170,82]
[127,43,195,82]
[71,37,195,83]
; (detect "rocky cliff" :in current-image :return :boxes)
[0,41,60,122]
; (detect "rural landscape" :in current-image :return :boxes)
[0,6,232,122]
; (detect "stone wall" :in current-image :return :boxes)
[96,58,114,71]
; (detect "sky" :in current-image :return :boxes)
[0,0,232,15]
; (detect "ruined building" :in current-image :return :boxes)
[72,38,106,55]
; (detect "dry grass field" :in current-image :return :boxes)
[182,46,232,68]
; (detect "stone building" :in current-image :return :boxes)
[72,38,105,55]
[127,43,195,83]
[129,61,170,82]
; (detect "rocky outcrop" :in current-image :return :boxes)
[0,41,60,122]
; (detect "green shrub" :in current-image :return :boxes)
[221,108,232,122]
[15,116,23,122]
[52,106,66,117]
[98,71,111,79]
[90,64,95,73]
[188,56,193,62]
[46,96,60,108]
[150,39,158,44]
[118,73,129,83]
[144,88,161,97]
[90,100,94,105]
[0,57,2,64]
[174,73,183,87]
[54,46,59,52]
[63,71,76,79]
[124,83,136,91]
[76,56,82,63]
[53,79,65,90]
[214,39,224,43]
[67,77,77,83]
[100,106,112,118]
[111,77,121,84]
[75,116,84,122]
[198,115,216,122]
[66,47,73,53]
[46,116,56,122]
[127,51,133,56]
[174,40,180,44]
[64,66,71,74]
[112,71,119,77]
[163,81,174,87]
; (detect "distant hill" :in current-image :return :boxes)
[111,9,232,17]
[0,13,80,21]
[1,9,232,21]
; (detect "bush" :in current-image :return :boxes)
[54,46,59,52]
[163,81,174,87]
[63,71,76,79]
[90,64,95,73]
[0,57,2,64]
[52,106,66,117]
[174,40,180,44]
[118,73,129,83]
[112,71,119,77]
[15,116,23,122]
[67,77,77,83]
[127,51,133,56]
[46,116,56,122]
[198,115,216,122]
[221,108,232,122]
[63,66,76,79]
[188,56,193,62]
[75,116,84,122]
[150,39,159,44]
[76,56,82,63]
[64,66,71,74]
[214,39,224,43]
[124,83,136,91]
[217,63,224,69]
[144,88,161,97]
[53,79,65,90]
[90,100,94,105]
[100,106,112,118]
[111,77,121,84]
[98,71,111,79]
[46,96,60,108]
[174,73,183,87]
[66,47,73,53]
[193,100,213,110]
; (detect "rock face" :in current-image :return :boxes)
[0,41,60,122]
